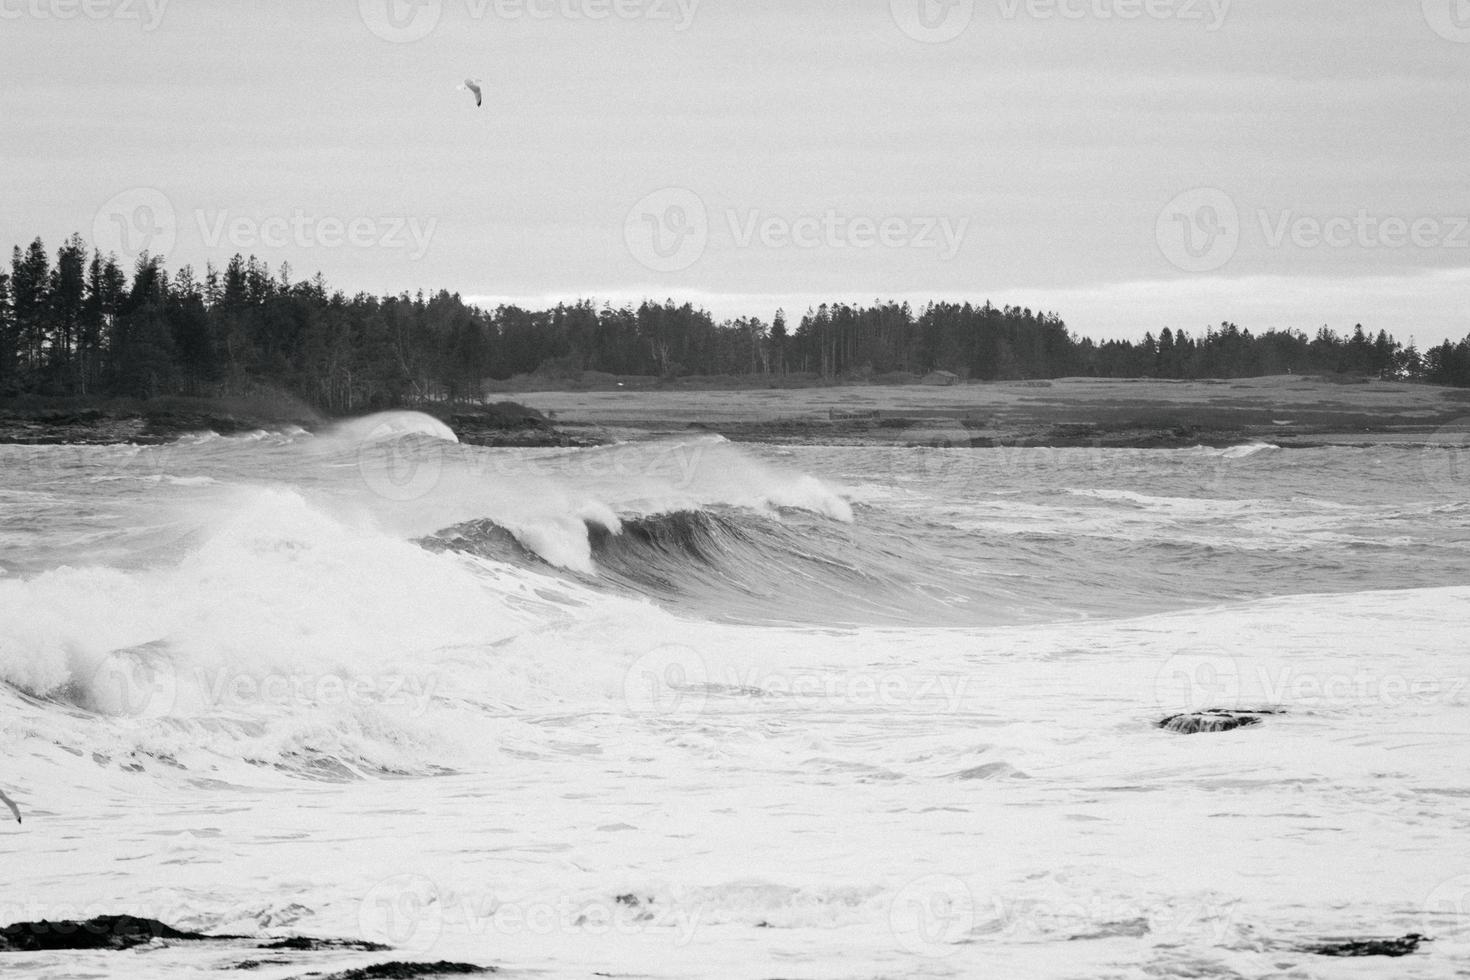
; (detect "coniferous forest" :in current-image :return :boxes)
[3,234,1469,414]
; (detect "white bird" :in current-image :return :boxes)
[459,78,484,108]
[0,788,19,824]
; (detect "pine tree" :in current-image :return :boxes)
[49,234,89,390]
[0,270,13,395]
[769,309,788,377]
[10,239,51,388]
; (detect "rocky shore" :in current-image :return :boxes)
[0,407,300,446]
[0,403,601,449]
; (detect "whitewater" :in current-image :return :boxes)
[2,415,1469,978]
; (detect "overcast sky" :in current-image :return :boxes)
[2,0,1467,343]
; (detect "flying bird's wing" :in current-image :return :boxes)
[461,79,484,107]
[0,788,20,824]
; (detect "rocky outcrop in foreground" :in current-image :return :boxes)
[0,915,495,977]
[304,964,493,979]
[0,916,215,951]
[1157,709,1282,734]
[1297,933,1429,957]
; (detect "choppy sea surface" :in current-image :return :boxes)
[2,414,1469,978]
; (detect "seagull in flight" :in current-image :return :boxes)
[0,787,19,824]
[460,78,484,108]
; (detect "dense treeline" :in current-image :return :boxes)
[2,235,1468,412]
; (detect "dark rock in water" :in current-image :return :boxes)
[450,403,603,449]
[297,963,494,980]
[0,915,395,957]
[259,935,391,952]
[0,915,224,951]
[590,893,653,925]
[1299,933,1429,958]
[1158,709,1281,735]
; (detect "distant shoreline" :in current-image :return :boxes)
[514,374,1470,450]
[2,375,1467,450]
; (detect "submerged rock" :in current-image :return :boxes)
[1158,709,1281,735]
[1299,933,1429,958]
[297,963,494,979]
[1068,917,1151,941]
[954,762,1031,780]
